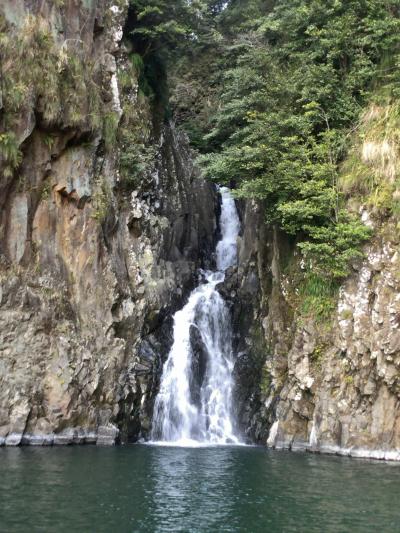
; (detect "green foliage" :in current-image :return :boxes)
[130,52,145,74]
[43,134,55,150]
[260,366,272,395]
[0,132,22,174]
[298,274,338,323]
[128,0,215,54]
[345,375,354,385]
[298,216,372,279]
[198,0,400,279]
[40,181,51,200]
[103,111,120,151]
[129,0,190,51]
[126,52,155,99]
[116,57,156,190]
[127,0,223,114]
[1,14,57,124]
[309,341,328,368]
[117,101,156,190]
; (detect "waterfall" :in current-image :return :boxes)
[151,187,241,446]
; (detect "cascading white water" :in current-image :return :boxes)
[151,187,241,446]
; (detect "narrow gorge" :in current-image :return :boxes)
[151,187,241,445]
[0,0,400,465]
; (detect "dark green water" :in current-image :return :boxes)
[0,445,399,533]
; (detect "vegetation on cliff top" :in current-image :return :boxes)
[195,0,400,280]
[127,0,400,326]
[127,0,400,280]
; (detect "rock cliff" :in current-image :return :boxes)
[0,0,217,446]
[1,0,399,460]
[233,197,400,461]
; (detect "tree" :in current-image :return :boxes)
[128,0,209,56]
[198,0,400,278]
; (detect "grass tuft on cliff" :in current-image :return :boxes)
[0,12,121,177]
[341,93,400,218]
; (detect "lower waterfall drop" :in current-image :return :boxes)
[151,187,241,445]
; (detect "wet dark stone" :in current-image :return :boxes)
[189,324,208,407]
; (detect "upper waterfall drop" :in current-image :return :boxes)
[151,187,242,446]
[216,189,241,271]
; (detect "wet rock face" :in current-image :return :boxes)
[0,1,218,446]
[238,199,400,459]
[217,200,272,442]
[188,324,208,408]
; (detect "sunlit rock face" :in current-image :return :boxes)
[0,1,218,446]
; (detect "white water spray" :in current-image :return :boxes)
[151,188,241,445]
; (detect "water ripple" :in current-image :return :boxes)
[0,446,399,532]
